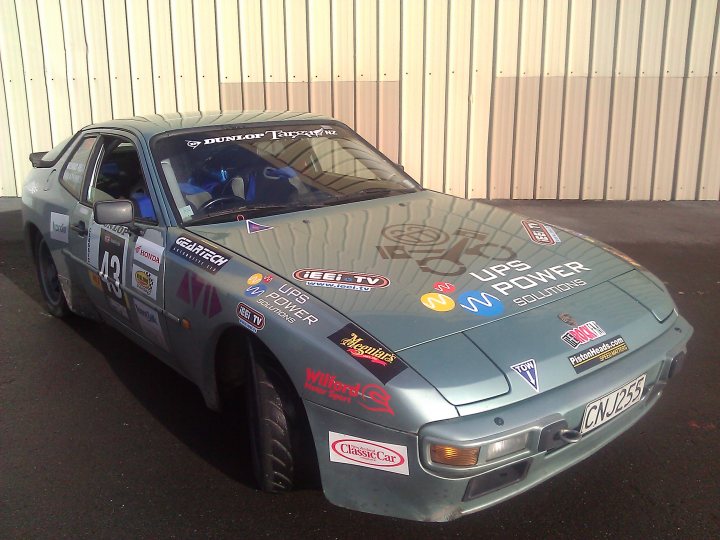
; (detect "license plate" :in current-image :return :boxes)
[580,373,647,434]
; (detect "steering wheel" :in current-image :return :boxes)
[197,195,245,213]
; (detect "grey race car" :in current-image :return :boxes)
[21,111,693,521]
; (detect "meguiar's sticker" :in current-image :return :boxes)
[327,324,407,384]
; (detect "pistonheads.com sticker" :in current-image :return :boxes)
[568,336,629,373]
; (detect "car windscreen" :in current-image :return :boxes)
[151,124,419,224]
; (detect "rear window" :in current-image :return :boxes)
[59,137,98,200]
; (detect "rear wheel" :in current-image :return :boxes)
[245,343,307,492]
[35,236,70,318]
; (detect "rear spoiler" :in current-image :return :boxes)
[29,152,49,168]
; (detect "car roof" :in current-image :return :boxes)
[83,110,335,139]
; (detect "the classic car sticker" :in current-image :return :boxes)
[236,303,265,333]
[245,283,267,297]
[328,432,409,475]
[327,324,407,384]
[131,264,158,300]
[457,291,505,316]
[133,299,168,350]
[98,228,129,317]
[305,368,394,415]
[170,235,230,274]
[432,281,456,293]
[50,212,69,243]
[293,269,390,291]
[134,237,164,271]
[568,336,629,373]
[420,292,455,312]
[522,219,561,245]
[511,359,540,392]
[246,220,273,234]
[561,321,606,349]
[378,225,516,277]
[185,127,338,150]
[177,272,222,318]
[255,284,319,325]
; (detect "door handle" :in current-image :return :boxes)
[71,221,88,237]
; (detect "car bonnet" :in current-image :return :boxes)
[189,191,636,353]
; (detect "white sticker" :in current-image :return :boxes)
[179,205,194,220]
[131,264,158,300]
[328,431,409,475]
[134,236,164,271]
[133,299,168,350]
[50,212,69,243]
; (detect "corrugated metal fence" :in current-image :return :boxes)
[1,0,719,200]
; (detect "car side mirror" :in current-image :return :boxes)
[94,199,134,225]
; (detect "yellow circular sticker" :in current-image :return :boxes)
[247,273,263,285]
[420,293,455,312]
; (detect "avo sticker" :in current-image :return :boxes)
[420,293,455,312]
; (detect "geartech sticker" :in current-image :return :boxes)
[236,303,265,333]
[561,321,606,349]
[293,269,390,291]
[377,225,516,277]
[305,368,394,415]
[510,359,540,392]
[568,336,629,373]
[327,324,407,384]
[328,432,409,475]
[521,220,561,245]
[170,235,230,274]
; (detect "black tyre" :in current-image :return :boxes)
[246,344,304,492]
[35,235,70,318]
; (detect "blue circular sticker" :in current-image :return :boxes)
[457,290,504,317]
[244,283,267,297]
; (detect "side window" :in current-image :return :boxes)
[88,137,158,223]
[59,136,98,199]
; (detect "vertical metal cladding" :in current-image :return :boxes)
[0,0,718,200]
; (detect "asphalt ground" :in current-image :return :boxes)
[1,198,718,539]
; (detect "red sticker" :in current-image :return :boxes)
[433,281,456,294]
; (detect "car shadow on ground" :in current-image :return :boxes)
[0,210,257,490]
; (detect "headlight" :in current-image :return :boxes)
[485,432,529,461]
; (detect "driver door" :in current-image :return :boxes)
[67,131,171,353]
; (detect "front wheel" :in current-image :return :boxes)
[246,345,300,492]
[35,235,70,318]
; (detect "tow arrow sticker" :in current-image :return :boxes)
[510,359,540,392]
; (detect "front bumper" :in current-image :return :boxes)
[305,315,692,521]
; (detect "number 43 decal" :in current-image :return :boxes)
[98,229,128,302]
